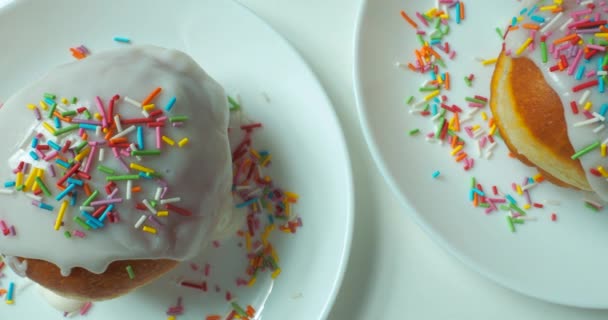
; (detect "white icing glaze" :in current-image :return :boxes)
[0,46,243,274]
[37,284,87,312]
[504,0,608,200]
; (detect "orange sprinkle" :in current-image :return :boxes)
[132,186,142,193]
[104,129,114,141]
[53,111,72,123]
[81,132,88,140]
[507,26,520,31]
[553,33,578,45]
[450,136,458,148]
[415,49,424,68]
[552,7,564,13]
[453,112,460,131]
[508,152,517,158]
[426,46,442,60]
[83,183,92,196]
[522,23,540,30]
[110,137,128,144]
[205,316,222,320]
[445,72,451,90]
[400,10,418,29]
[473,193,479,207]
[246,305,256,317]
[141,87,162,106]
[488,118,495,128]
[459,1,465,20]
[455,152,467,162]
[407,63,417,71]
[0,289,6,296]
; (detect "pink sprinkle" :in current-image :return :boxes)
[111,147,120,158]
[44,150,59,161]
[415,12,429,27]
[79,302,93,315]
[83,145,97,174]
[95,96,108,128]
[212,240,221,248]
[72,230,86,238]
[155,126,161,149]
[10,226,16,236]
[49,164,57,177]
[225,291,232,301]
[190,263,199,271]
[449,51,456,59]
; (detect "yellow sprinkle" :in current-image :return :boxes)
[42,122,56,135]
[26,104,36,110]
[516,184,523,195]
[595,33,608,39]
[39,100,49,111]
[94,113,102,120]
[250,149,261,159]
[6,300,13,305]
[517,16,524,22]
[23,168,39,192]
[598,166,608,177]
[143,104,155,111]
[162,136,175,146]
[523,204,531,210]
[516,37,533,55]
[261,225,275,246]
[489,125,497,136]
[533,173,544,182]
[439,13,449,19]
[74,146,91,162]
[271,268,282,279]
[448,116,456,130]
[167,316,176,320]
[261,155,273,167]
[436,73,444,85]
[426,8,437,16]
[450,145,463,156]
[285,191,299,202]
[247,277,257,287]
[245,233,252,251]
[55,200,69,231]
[481,111,488,121]
[270,245,280,264]
[15,172,24,188]
[142,226,157,234]
[130,163,155,173]
[61,98,69,105]
[157,211,169,217]
[482,58,498,66]
[285,202,291,216]
[472,124,481,131]
[602,143,607,157]
[539,5,558,10]
[178,137,189,148]
[584,101,593,110]
[102,128,108,134]
[424,90,441,101]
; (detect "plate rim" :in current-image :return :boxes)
[0,0,356,318]
[351,0,607,309]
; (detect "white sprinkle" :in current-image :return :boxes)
[459,116,473,124]
[124,96,141,108]
[55,105,67,113]
[114,115,123,132]
[541,12,563,34]
[134,214,147,229]
[598,71,608,77]
[522,183,537,191]
[484,151,494,160]
[573,117,602,127]
[142,199,157,214]
[95,126,102,137]
[472,129,486,139]
[395,62,409,71]
[126,180,132,201]
[154,187,163,201]
[487,142,498,152]
[110,125,135,140]
[25,193,42,201]
[578,90,591,106]
[80,206,94,212]
[413,99,428,109]
[431,112,444,122]
[593,112,606,122]
[160,197,181,204]
[580,0,595,5]
[0,189,15,195]
[130,143,142,161]
[559,17,574,32]
[142,109,150,118]
[467,107,482,116]
[98,148,105,162]
[515,216,538,221]
[594,124,606,133]
[476,141,482,157]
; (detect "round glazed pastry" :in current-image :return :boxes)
[0,46,242,300]
[490,0,608,199]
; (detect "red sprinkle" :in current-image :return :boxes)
[551,213,557,221]
[570,101,579,114]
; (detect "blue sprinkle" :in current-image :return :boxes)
[86,219,101,229]
[528,5,538,16]
[600,104,608,117]
[29,151,40,161]
[79,123,99,131]
[54,116,62,129]
[67,178,83,186]
[70,191,78,206]
[139,172,153,179]
[6,282,14,301]
[236,198,258,209]
[165,97,177,112]
[506,194,517,205]
[56,183,76,201]
[31,137,39,148]
[99,204,114,223]
[44,97,56,107]
[432,170,441,178]
[600,77,606,94]
[430,39,441,45]
[472,188,485,196]
[469,189,475,201]
[113,36,131,43]
[456,2,462,24]
[48,140,61,151]
[530,15,545,23]
[575,65,585,80]
[137,126,144,149]
[4,181,15,188]
[267,214,274,224]
[511,17,518,27]
[431,104,438,116]
[55,159,70,169]
[431,71,437,81]
[39,202,54,211]
[519,8,528,15]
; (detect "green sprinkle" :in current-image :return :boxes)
[61,110,77,117]
[16,185,24,191]
[74,141,88,153]
[228,96,241,111]
[464,76,472,87]
[495,27,504,39]
[126,265,135,280]
[106,175,140,181]
[435,117,445,138]
[53,124,79,137]
[434,18,442,29]
[435,59,446,68]
[540,41,548,63]
[73,216,91,230]
[82,190,99,206]
[478,203,490,208]
[406,96,415,104]
[34,177,52,197]
[83,109,92,120]
[465,97,487,105]
[64,231,72,239]
[500,204,511,211]
[265,256,279,269]
[72,97,78,104]
[48,101,58,118]
[97,165,115,175]
[585,202,600,212]
[506,216,516,233]
[231,302,248,318]
[470,177,476,188]
[571,141,601,160]
[409,129,420,136]
[44,93,56,100]
[510,203,526,216]
[437,24,449,36]
[513,218,525,225]
[419,86,440,92]
[131,150,161,156]
[417,34,425,46]
[169,116,188,123]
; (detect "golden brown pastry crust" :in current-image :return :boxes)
[19,257,178,301]
[490,52,591,190]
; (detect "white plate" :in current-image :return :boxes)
[0,0,353,318]
[355,0,608,309]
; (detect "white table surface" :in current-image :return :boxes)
[239,0,608,319]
